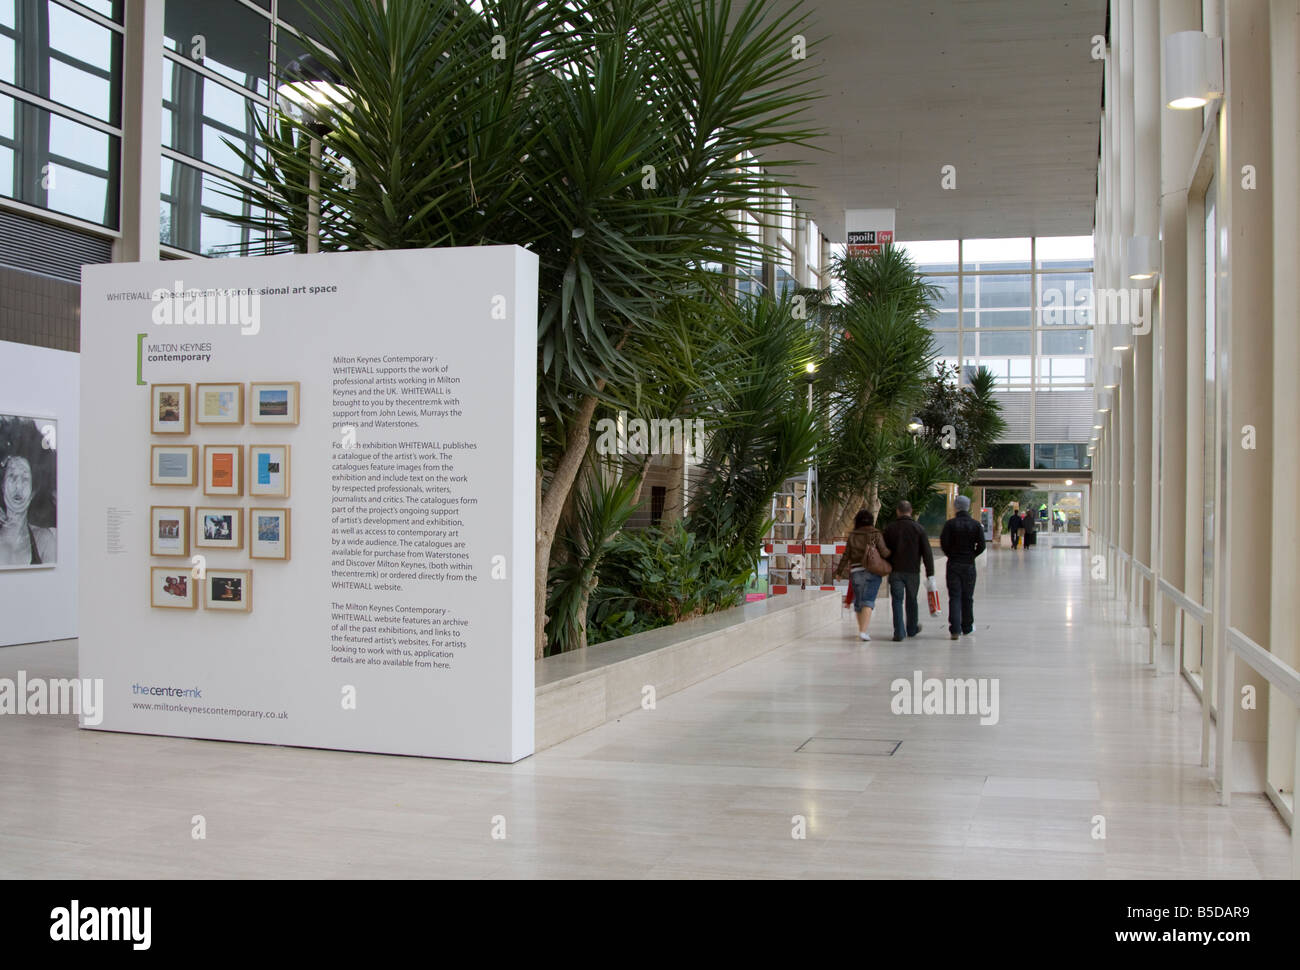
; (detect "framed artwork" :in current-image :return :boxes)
[249,381,299,425]
[195,506,243,551]
[205,569,252,612]
[151,566,197,609]
[195,382,244,425]
[203,444,243,497]
[151,383,190,434]
[249,508,290,560]
[149,505,190,557]
[0,412,58,569]
[151,444,198,487]
[248,444,289,498]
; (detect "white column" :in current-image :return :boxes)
[116,0,164,262]
[1267,0,1299,797]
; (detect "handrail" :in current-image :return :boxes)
[1132,560,1154,580]
[1157,578,1212,626]
[1226,627,1300,707]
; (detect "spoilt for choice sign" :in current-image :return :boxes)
[79,247,537,762]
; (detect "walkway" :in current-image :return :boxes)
[0,546,1289,878]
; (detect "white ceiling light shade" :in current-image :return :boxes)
[1164,31,1224,109]
[1096,390,1111,412]
[1102,365,1120,389]
[1125,235,1161,281]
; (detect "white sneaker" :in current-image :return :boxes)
[860,632,871,642]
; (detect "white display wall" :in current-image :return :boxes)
[79,247,537,762]
[0,340,79,646]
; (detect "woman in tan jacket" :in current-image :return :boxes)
[834,508,891,642]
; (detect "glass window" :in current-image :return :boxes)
[1034,443,1091,469]
[164,0,270,96]
[1036,235,1094,269]
[163,58,264,179]
[66,0,122,20]
[161,154,266,256]
[0,91,118,226]
[898,238,957,272]
[962,237,1031,272]
[966,273,1031,327]
[1038,271,1093,326]
[986,443,1030,468]
[0,1,122,124]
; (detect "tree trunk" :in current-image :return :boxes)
[536,392,601,660]
[662,450,686,525]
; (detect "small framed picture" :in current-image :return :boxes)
[151,444,198,487]
[205,569,252,612]
[151,566,197,609]
[195,506,243,551]
[249,381,300,425]
[195,382,244,425]
[203,444,243,497]
[249,508,290,560]
[151,383,190,434]
[150,505,190,557]
[248,444,290,498]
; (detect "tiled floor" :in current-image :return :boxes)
[0,546,1290,878]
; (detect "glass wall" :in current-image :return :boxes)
[898,235,1095,468]
[0,0,123,228]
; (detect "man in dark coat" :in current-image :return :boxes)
[1008,509,1023,549]
[882,500,936,642]
[939,495,985,640]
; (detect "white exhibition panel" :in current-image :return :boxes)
[0,340,78,646]
[79,247,537,762]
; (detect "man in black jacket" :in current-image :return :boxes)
[939,495,985,641]
[882,500,935,642]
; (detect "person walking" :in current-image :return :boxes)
[834,508,891,642]
[939,495,985,641]
[1022,505,1037,548]
[1008,509,1023,549]
[882,500,935,642]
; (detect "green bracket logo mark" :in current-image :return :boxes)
[136,333,146,385]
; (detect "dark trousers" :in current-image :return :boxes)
[888,571,921,639]
[1010,530,1020,549]
[946,562,977,635]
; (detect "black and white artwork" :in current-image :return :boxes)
[0,413,57,569]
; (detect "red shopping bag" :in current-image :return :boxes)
[843,585,854,609]
[926,576,941,616]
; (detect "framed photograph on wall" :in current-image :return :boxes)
[151,566,197,609]
[195,383,244,425]
[249,508,290,560]
[151,444,198,487]
[205,569,252,612]
[0,412,58,569]
[195,506,243,551]
[203,444,243,497]
[248,444,289,498]
[150,505,190,557]
[249,382,299,426]
[151,383,190,434]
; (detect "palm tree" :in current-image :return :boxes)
[816,246,940,536]
[228,0,823,658]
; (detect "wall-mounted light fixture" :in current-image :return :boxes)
[1164,31,1224,110]
[1102,365,1120,389]
[1125,235,1161,281]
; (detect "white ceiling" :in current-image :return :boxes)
[766,0,1107,242]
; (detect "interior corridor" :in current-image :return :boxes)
[0,546,1287,879]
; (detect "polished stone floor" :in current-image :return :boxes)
[0,546,1289,878]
